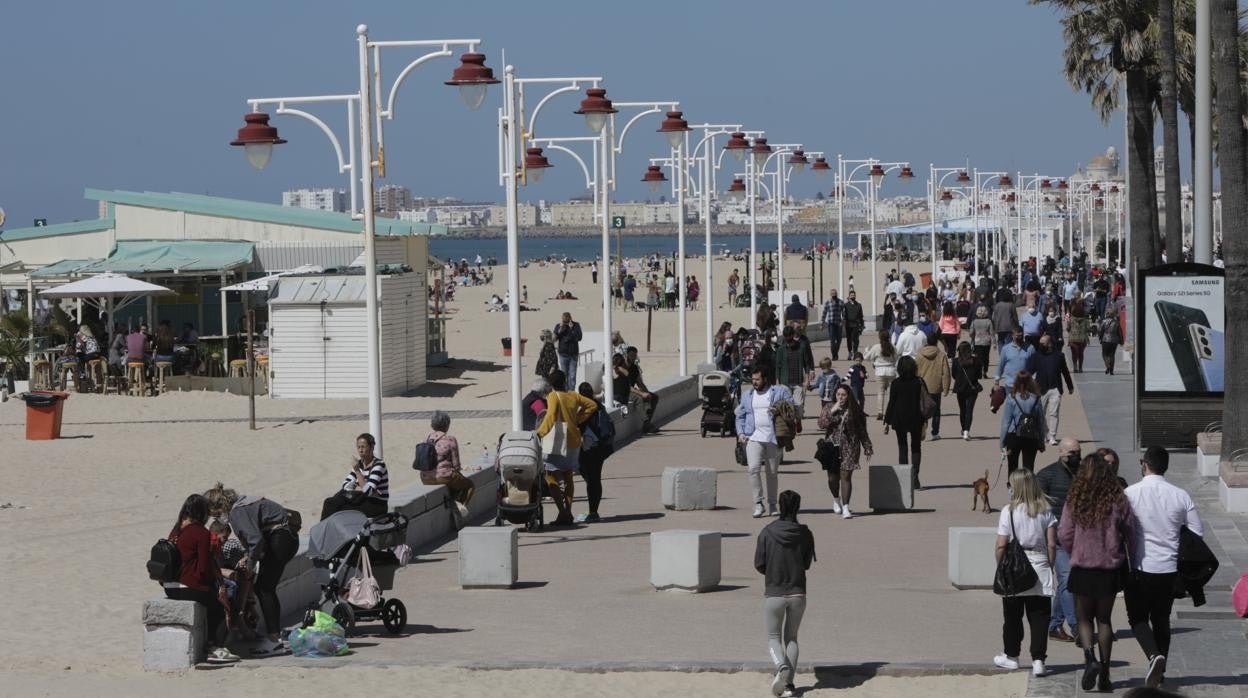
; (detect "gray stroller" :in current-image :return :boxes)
[306,510,408,634]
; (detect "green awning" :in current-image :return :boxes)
[30,259,99,278]
[80,240,254,275]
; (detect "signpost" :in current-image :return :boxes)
[33,218,47,227]
[612,215,625,285]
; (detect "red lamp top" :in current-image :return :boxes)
[751,138,772,155]
[1109,185,1120,193]
[230,112,287,146]
[1040,178,1052,189]
[657,110,691,134]
[898,166,914,180]
[1090,182,1101,192]
[727,178,747,194]
[940,189,953,202]
[723,131,751,152]
[810,157,832,172]
[574,87,617,115]
[787,150,809,166]
[641,164,668,183]
[867,163,886,179]
[444,52,500,86]
[1057,179,1069,190]
[999,174,1014,188]
[524,147,552,170]
[956,171,971,183]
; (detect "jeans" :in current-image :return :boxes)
[764,595,806,671]
[255,528,298,636]
[1040,388,1062,442]
[746,440,782,509]
[1049,545,1075,633]
[1006,434,1041,474]
[1002,595,1051,661]
[929,393,943,436]
[894,424,923,487]
[1125,571,1179,658]
[828,323,843,359]
[558,353,578,386]
[956,391,977,432]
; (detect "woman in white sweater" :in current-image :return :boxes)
[862,329,898,420]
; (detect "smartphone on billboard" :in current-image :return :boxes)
[1188,323,1224,392]
[1153,300,1212,392]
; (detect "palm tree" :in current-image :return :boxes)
[1157,0,1183,261]
[1212,0,1247,461]
[1031,0,1161,269]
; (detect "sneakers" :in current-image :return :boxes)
[753,503,766,518]
[831,498,842,515]
[1145,655,1166,688]
[962,430,970,441]
[1048,628,1074,643]
[576,512,601,523]
[771,667,790,696]
[841,504,852,520]
[207,646,241,664]
[454,502,470,518]
[931,433,940,441]
[780,685,796,698]
[993,654,1019,670]
[1032,660,1047,677]
[767,507,778,517]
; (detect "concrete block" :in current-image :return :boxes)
[1221,461,1248,513]
[869,464,914,511]
[650,530,721,592]
[1197,433,1222,477]
[142,598,204,671]
[458,526,518,589]
[948,527,999,590]
[661,467,718,511]
[695,362,715,375]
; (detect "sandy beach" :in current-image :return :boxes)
[0,252,993,695]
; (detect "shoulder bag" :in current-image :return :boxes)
[993,507,1039,596]
[344,547,381,608]
[540,394,569,457]
[918,381,937,419]
[957,358,983,394]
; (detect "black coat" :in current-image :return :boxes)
[884,376,926,431]
[1175,525,1218,607]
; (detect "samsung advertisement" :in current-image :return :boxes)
[1140,266,1225,395]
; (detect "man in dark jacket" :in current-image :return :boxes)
[842,289,865,358]
[1037,437,1081,643]
[1124,446,1207,687]
[775,326,813,419]
[554,312,582,386]
[754,490,815,697]
[1029,335,1075,446]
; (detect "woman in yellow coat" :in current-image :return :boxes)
[536,369,598,525]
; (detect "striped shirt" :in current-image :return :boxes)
[342,458,389,500]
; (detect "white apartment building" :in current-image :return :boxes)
[282,188,348,212]
[376,184,413,212]
[486,203,539,227]
[549,201,690,227]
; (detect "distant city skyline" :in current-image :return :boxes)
[3,1,1173,232]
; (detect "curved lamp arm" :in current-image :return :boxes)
[544,144,595,190]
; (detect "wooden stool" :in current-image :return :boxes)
[32,361,52,390]
[86,358,107,394]
[228,359,248,378]
[155,361,173,394]
[205,352,224,377]
[256,355,270,394]
[127,362,147,396]
[60,361,80,392]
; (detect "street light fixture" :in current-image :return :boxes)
[657,110,691,148]
[724,131,750,161]
[898,165,915,181]
[810,157,831,176]
[999,174,1014,189]
[444,52,501,110]
[575,87,617,134]
[523,147,552,182]
[642,164,668,193]
[751,138,772,169]
[787,149,809,173]
[727,177,747,200]
[868,163,886,186]
[230,112,288,170]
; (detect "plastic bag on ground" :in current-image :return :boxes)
[289,627,350,658]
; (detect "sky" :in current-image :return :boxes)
[0,0,1134,229]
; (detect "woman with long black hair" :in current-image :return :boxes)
[884,355,926,490]
[165,494,239,663]
[952,341,983,440]
[754,490,816,697]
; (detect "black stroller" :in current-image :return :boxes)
[306,510,408,634]
[698,371,735,437]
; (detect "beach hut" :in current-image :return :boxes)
[266,269,425,399]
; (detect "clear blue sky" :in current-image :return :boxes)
[0,0,1131,228]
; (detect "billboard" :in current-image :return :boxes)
[1138,264,1224,396]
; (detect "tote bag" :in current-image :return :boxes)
[540,394,569,457]
[345,547,381,608]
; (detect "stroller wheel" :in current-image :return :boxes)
[381,598,407,634]
[526,511,542,532]
[330,601,355,633]
[494,514,504,527]
[700,426,706,438]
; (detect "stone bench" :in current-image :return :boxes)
[869,464,914,511]
[1197,432,1222,477]
[459,526,518,589]
[661,467,718,511]
[610,374,699,443]
[948,527,998,590]
[142,597,205,671]
[650,530,721,592]
[1219,461,1248,514]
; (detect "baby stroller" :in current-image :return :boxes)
[494,431,545,532]
[699,371,735,438]
[306,510,408,634]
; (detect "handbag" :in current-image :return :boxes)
[540,394,569,457]
[918,383,937,419]
[814,438,842,471]
[957,359,983,394]
[344,547,381,608]
[993,507,1039,596]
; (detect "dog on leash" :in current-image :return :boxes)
[972,469,991,513]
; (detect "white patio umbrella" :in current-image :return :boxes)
[40,273,174,351]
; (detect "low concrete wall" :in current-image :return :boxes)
[1219,461,1248,514]
[609,374,699,443]
[1197,432,1222,478]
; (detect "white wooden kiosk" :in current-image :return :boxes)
[267,268,426,398]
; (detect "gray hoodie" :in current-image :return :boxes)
[754,519,816,597]
[228,495,290,562]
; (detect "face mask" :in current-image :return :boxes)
[1047,314,1057,322]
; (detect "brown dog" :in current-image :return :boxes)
[972,469,991,513]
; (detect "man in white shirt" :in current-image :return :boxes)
[1124,446,1205,688]
[734,366,796,518]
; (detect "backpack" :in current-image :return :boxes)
[412,435,442,472]
[147,538,181,583]
[1011,396,1043,441]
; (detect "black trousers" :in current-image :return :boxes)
[828,323,843,359]
[956,391,978,432]
[1006,434,1041,474]
[255,528,298,636]
[579,447,608,514]
[894,424,923,486]
[635,391,660,424]
[846,329,861,357]
[1125,571,1178,658]
[321,490,388,520]
[165,586,226,649]
[929,394,943,436]
[1002,595,1051,661]
[974,344,991,377]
